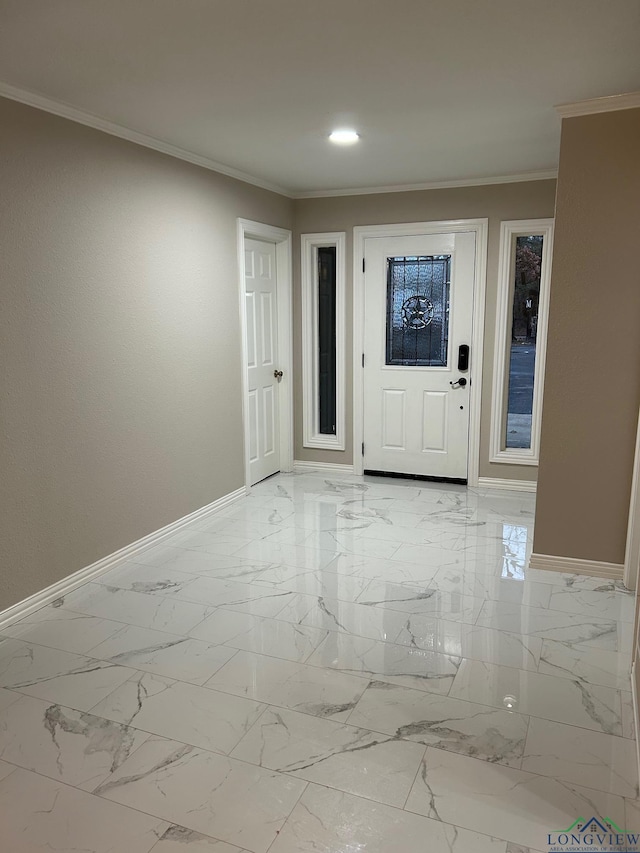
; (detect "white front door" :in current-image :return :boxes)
[244,238,280,485]
[363,231,476,481]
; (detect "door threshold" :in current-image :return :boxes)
[251,470,281,487]
[364,469,467,486]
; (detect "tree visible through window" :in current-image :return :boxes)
[505,235,544,449]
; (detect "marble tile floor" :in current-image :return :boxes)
[0,468,637,852]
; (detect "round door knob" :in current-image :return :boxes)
[273,370,283,379]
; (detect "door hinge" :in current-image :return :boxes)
[362,258,365,273]
[362,353,365,368]
[362,442,365,456]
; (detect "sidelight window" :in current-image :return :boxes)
[301,232,346,450]
[490,219,554,465]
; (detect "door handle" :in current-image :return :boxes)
[273,370,283,380]
[449,378,467,389]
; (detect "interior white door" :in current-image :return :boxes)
[363,231,476,481]
[244,238,280,485]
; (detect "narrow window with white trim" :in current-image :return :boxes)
[301,232,346,450]
[490,219,554,465]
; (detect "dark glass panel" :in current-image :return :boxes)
[385,255,451,367]
[318,247,337,435]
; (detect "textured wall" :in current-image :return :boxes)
[534,108,640,564]
[293,180,557,478]
[0,98,293,610]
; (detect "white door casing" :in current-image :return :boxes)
[353,220,488,484]
[362,232,475,480]
[244,238,280,485]
[237,219,293,491]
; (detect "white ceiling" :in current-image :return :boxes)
[1,0,639,196]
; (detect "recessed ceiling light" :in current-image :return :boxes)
[329,129,360,145]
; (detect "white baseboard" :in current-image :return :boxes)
[0,485,247,631]
[294,461,354,474]
[477,476,537,493]
[528,552,624,579]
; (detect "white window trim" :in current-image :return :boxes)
[301,232,346,450]
[490,218,554,466]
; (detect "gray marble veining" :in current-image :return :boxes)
[308,632,461,693]
[0,470,632,853]
[154,824,245,851]
[349,680,528,766]
[231,706,426,806]
[0,638,136,711]
[95,735,306,853]
[0,765,168,852]
[91,670,265,754]
[0,693,149,791]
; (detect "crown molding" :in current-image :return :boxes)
[292,170,558,199]
[0,80,560,200]
[555,91,640,118]
[0,80,293,198]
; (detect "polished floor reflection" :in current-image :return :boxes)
[0,469,636,852]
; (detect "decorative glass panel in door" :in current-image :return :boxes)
[385,255,451,366]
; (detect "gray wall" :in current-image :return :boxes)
[293,180,558,478]
[535,108,640,565]
[4,96,638,610]
[0,97,293,610]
